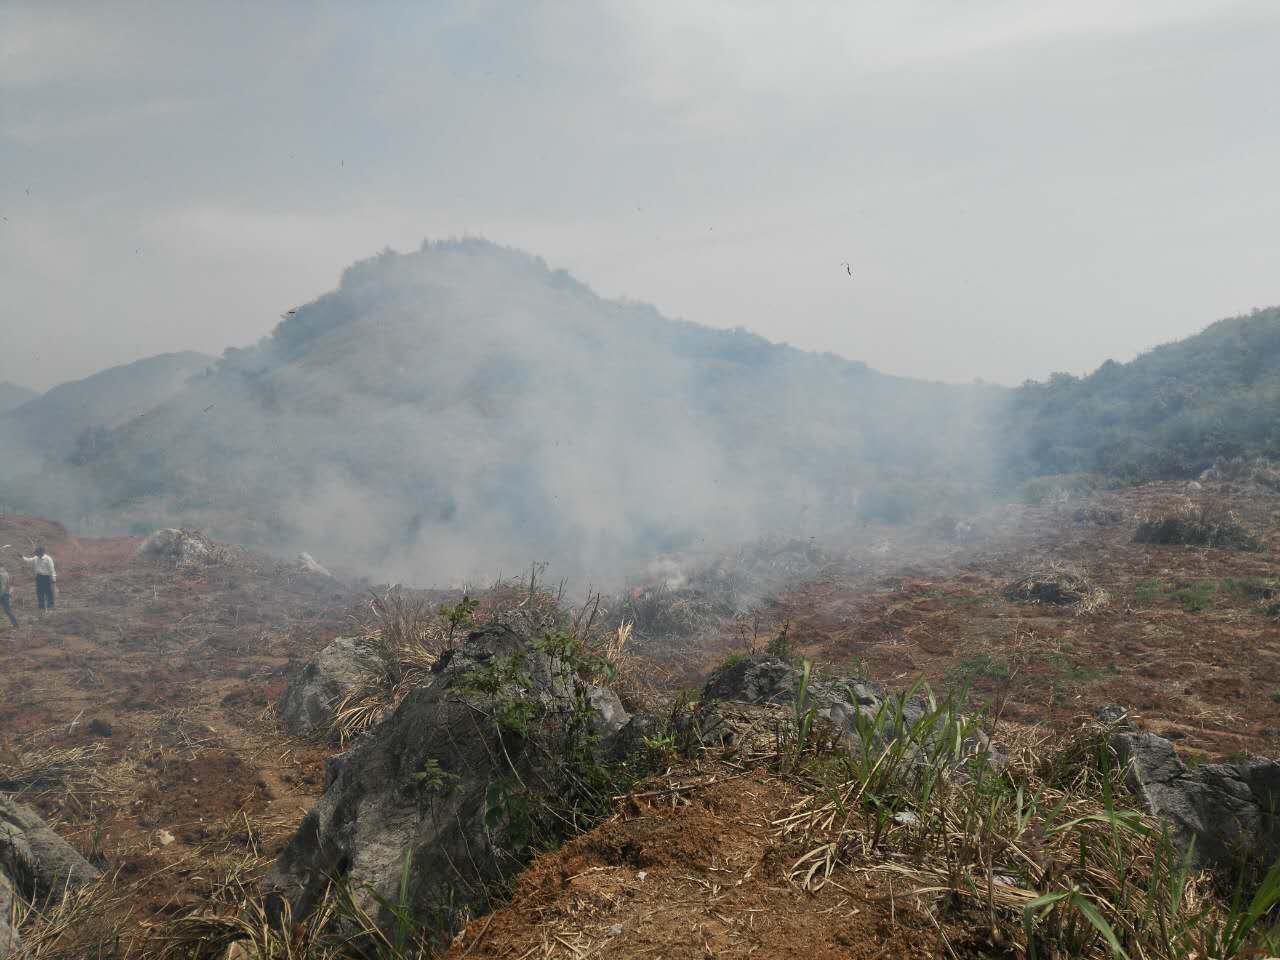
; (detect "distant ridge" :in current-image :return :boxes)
[2,238,1273,579]
[22,238,999,579]
[0,381,38,416]
[1005,306,1280,480]
[0,351,214,478]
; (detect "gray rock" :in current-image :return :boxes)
[266,622,631,940]
[0,873,18,957]
[602,712,660,762]
[296,552,332,578]
[693,656,997,772]
[135,528,217,566]
[698,655,927,745]
[1105,707,1280,869]
[277,636,382,739]
[0,796,100,910]
[586,685,630,738]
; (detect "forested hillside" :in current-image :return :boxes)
[22,239,1000,580]
[4,239,1275,577]
[0,351,214,478]
[1004,307,1280,482]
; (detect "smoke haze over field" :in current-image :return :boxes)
[2,240,1277,587]
[0,240,999,585]
[4,2,1280,391]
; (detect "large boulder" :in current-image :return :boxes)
[1105,707,1280,869]
[266,623,630,941]
[277,637,383,739]
[0,796,101,954]
[135,528,221,566]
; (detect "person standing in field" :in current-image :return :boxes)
[0,566,17,627]
[22,546,56,613]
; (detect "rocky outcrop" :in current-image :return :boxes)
[277,636,382,739]
[296,552,332,578]
[135,528,222,566]
[0,796,102,954]
[266,623,630,940]
[1104,707,1280,870]
[694,655,926,750]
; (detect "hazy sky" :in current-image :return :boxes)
[3,1,1278,391]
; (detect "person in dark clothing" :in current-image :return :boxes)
[22,546,56,613]
[0,566,17,627]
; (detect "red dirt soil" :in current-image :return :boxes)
[676,481,1280,761]
[0,514,355,922]
[445,767,944,960]
[457,481,1280,959]
[3,478,1278,956]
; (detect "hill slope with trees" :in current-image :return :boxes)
[4,239,1275,578]
[1004,307,1280,482]
[30,239,1001,579]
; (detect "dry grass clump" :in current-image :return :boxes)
[10,875,138,959]
[331,572,578,744]
[0,722,133,809]
[1073,504,1126,526]
[1200,457,1280,493]
[1134,498,1263,551]
[775,692,1280,959]
[330,590,443,745]
[0,741,105,794]
[144,865,438,960]
[613,581,720,642]
[1004,561,1109,613]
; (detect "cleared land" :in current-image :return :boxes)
[2,478,1277,954]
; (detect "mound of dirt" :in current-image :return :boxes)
[443,771,936,960]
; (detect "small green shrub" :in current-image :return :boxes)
[946,653,1012,687]
[767,621,795,661]
[1135,578,1165,604]
[1222,578,1278,601]
[1172,581,1217,613]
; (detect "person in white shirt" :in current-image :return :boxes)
[0,566,16,627]
[21,546,56,613]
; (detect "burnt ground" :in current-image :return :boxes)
[0,514,356,925]
[667,480,1280,761]
[2,478,1278,955]
[449,481,1280,959]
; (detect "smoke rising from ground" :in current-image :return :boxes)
[1,239,1002,587]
